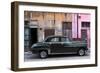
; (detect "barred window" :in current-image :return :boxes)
[82,22,90,27]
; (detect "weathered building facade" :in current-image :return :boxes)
[24,11,90,51]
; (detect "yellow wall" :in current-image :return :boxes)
[24,11,72,41]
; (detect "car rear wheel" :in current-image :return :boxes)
[78,49,85,56]
[39,50,48,59]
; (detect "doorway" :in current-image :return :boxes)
[81,29,87,41]
[30,28,38,47]
[62,22,72,39]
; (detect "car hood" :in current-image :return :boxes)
[31,42,47,48]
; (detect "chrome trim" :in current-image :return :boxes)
[49,52,77,55]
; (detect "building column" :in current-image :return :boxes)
[72,14,78,39]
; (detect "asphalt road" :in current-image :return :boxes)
[24,51,90,62]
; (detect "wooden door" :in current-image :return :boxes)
[44,29,55,38]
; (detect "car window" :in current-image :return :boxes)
[61,37,69,42]
[45,37,59,42]
[50,37,59,42]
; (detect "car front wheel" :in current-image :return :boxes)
[39,50,48,59]
[78,49,85,56]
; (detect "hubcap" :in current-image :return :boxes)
[40,51,47,58]
[79,49,84,56]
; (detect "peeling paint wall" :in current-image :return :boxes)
[24,11,91,48]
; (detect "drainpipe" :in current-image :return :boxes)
[54,12,56,35]
[42,12,45,39]
[54,12,55,27]
[77,13,79,39]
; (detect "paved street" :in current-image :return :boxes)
[24,51,90,62]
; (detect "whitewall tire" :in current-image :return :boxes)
[78,49,85,56]
[39,50,48,59]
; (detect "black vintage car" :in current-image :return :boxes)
[31,36,88,58]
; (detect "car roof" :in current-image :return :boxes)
[46,35,68,38]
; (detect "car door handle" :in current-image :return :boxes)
[61,42,64,45]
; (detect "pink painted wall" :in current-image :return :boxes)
[78,14,91,21]
[78,14,91,38]
[72,13,91,38]
[72,13,91,48]
[72,13,78,38]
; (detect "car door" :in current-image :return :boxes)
[60,37,76,53]
[49,37,62,53]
